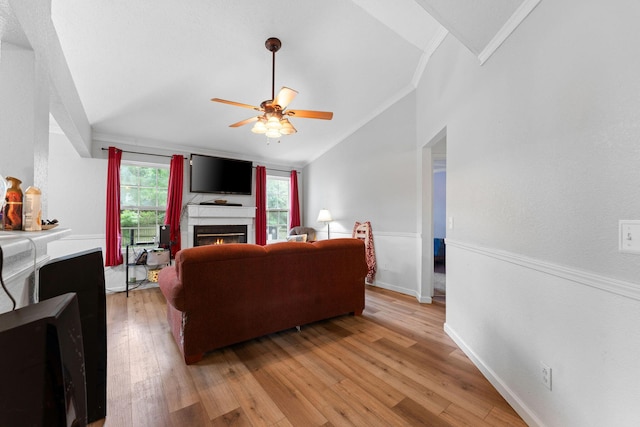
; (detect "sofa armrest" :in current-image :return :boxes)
[158,266,186,311]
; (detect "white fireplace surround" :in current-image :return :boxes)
[186,205,256,247]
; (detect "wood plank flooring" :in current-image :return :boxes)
[89,286,526,427]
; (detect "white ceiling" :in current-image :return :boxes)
[46,0,535,166]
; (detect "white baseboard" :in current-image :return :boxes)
[444,323,545,427]
[370,280,432,303]
[417,294,432,304]
[370,280,413,296]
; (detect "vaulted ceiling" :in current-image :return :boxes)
[5,0,540,166]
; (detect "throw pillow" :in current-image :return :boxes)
[287,234,308,242]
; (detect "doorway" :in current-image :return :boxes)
[432,157,446,303]
[421,129,447,305]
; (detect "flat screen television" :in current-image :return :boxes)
[189,154,253,195]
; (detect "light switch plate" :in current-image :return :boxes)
[619,220,640,254]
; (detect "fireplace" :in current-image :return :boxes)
[186,204,256,247]
[194,225,247,246]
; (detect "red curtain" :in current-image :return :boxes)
[289,170,300,230]
[105,147,123,266]
[165,155,184,256]
[255,166,267,245]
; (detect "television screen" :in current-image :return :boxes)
[189,154,253,195]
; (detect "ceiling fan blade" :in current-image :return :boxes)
[286,109,334,120]
[211,98,261,111]
[229,116,259,128]
[273,87,298,109]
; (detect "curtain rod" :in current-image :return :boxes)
[254,166,300,174]
[101,147,187,159]
[101,148,300,172]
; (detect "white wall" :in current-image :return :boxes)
[304,91,421,298]
[49,132,106,236]
[47,132,117,285]
[416,0,640,425]
[0,42,49,203]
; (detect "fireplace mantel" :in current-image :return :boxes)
[187,205,256,246]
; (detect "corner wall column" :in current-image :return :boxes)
[0,39,50,211]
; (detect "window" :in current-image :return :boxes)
[120,164,169,246]
[266,175,290,242]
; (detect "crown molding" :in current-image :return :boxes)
[412,26,449,87]
[91,132,304,170]
[308,26,449,166]
[478,0,542,65]
[305,82,416,165]
[92,131,188,158]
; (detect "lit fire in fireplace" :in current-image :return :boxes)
[193,225,247,247]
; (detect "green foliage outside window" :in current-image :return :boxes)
[266,176,290,241]
[120,164,169,245]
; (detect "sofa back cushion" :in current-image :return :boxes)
[175,243,266,308]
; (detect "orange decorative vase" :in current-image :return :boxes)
[4,176,23,230]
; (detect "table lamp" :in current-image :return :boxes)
[317,209,333,239]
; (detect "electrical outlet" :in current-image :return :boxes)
[540,361,552,390]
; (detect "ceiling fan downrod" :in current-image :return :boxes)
[265,37,281,102]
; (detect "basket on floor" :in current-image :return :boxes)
[147,268,162,283]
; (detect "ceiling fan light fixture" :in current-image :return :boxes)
[265,128,281,139]
[251,119,267,134]
[266,115,282,130]
[211,37,333,142]
[279,118,296,135]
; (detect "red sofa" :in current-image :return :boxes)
[158,238,367,364]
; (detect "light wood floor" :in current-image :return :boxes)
[89,286,526,427]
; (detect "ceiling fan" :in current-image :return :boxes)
[211,37,333,139]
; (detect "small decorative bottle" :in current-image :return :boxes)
[23,186,42,231]
[4,177,23,231]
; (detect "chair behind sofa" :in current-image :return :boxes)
[288,226,316,241]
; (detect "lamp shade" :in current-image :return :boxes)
[317,209,333,222]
